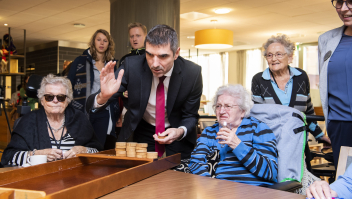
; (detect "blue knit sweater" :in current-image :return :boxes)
[188,117,278,186]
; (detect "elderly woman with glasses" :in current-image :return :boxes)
[1,74,103,166]
[251,34,330,145]
[188,84,278,186]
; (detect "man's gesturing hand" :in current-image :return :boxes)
[97,61,124,105]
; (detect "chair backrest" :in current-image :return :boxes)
[250,104,307,183]
[336,146,352,179]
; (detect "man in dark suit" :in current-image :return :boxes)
[86,25,203,159]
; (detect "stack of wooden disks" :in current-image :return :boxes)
[115,142,127,157]
[116,142,158,159]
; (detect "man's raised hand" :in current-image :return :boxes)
[97,61,124,104]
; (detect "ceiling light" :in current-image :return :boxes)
[180,12,211,21]
[214,8,231,14]
[187,36,195,39]
[4,24,8,26]
[195,29,233,49]
[73,23,85,28]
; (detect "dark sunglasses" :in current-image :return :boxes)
[44,94,67,102]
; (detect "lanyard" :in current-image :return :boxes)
[47,121,65,149]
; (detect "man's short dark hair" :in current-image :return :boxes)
[145,24,178,55]
[128,22,147,34]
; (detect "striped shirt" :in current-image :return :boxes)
[188,117,278,186]
[10,133,98,166]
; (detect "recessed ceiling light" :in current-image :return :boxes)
[214,8,231,14]
[4,24,8,26]
[187,36,195,39]
[211,20,218,23]
[73,23,85,28]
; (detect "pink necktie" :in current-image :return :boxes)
[155,76,166,157]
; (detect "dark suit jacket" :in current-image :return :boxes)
[86,54,203,147]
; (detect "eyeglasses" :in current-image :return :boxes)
[332,0,352,9]
[44,94,67,102]
[265,52,287,59]
[213,104,238,112]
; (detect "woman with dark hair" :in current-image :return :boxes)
[67,29,119,149]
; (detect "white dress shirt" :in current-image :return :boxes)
[94,66,187,140]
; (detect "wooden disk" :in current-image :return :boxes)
[115,142,127,147]
[126,142,137,147]
[147,152,158,159]
[115,146,127,149]
[126,146,136,152]
[116,154,127,157]
[136,143,148,148]
[127,153,136,158]
[136,154,147,158]
[158,136,166,139]
[136,149,147,153]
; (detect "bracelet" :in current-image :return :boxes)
[32,149,37,156]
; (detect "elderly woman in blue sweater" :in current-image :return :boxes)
[189,84,278,186]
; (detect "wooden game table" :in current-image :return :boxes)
[0,150,305,199]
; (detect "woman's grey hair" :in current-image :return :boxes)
[262,34,295,56]
[213,84,253,117]
[144,24,178,55]
[37,74,73,104]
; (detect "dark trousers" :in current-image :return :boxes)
[90,109,116,150]
[327,120,352,168]
[134,119,194,159]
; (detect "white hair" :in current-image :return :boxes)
[262,34,295,56]
[213,84,253,117]
[37,74,73,104]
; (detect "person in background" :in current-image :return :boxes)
[116,22,147,138]
[61,60,72,76]
[189,84,278,186]
[86,24,203,159]
[119,22,147,67]
[20,75,38,111]
[251,34,330,144]
[67,29,120,149]
[307,163,352,199]
[1,74,102,166]
[318,0,352,169]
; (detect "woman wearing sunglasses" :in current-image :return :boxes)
[1,74,103,166]
[316,0,352,172]
[67,29,120,150]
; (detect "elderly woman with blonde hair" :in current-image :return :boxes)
[188,84,278,186]
[1,74,102,166]
[251,34,330,144]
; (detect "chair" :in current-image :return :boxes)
[249,104,322,194]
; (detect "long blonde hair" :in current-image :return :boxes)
[88,29,115,62]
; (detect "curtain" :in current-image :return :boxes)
[186,53,228,115]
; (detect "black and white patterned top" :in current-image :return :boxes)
[10,133,98,166]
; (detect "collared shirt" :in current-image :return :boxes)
[262,66,302,106]
[94,65,187,139]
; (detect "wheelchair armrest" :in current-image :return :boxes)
[266,181,302,192]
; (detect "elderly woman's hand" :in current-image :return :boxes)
[63,146,88,159]
[36,148,63,162]
[216,127,242,149]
